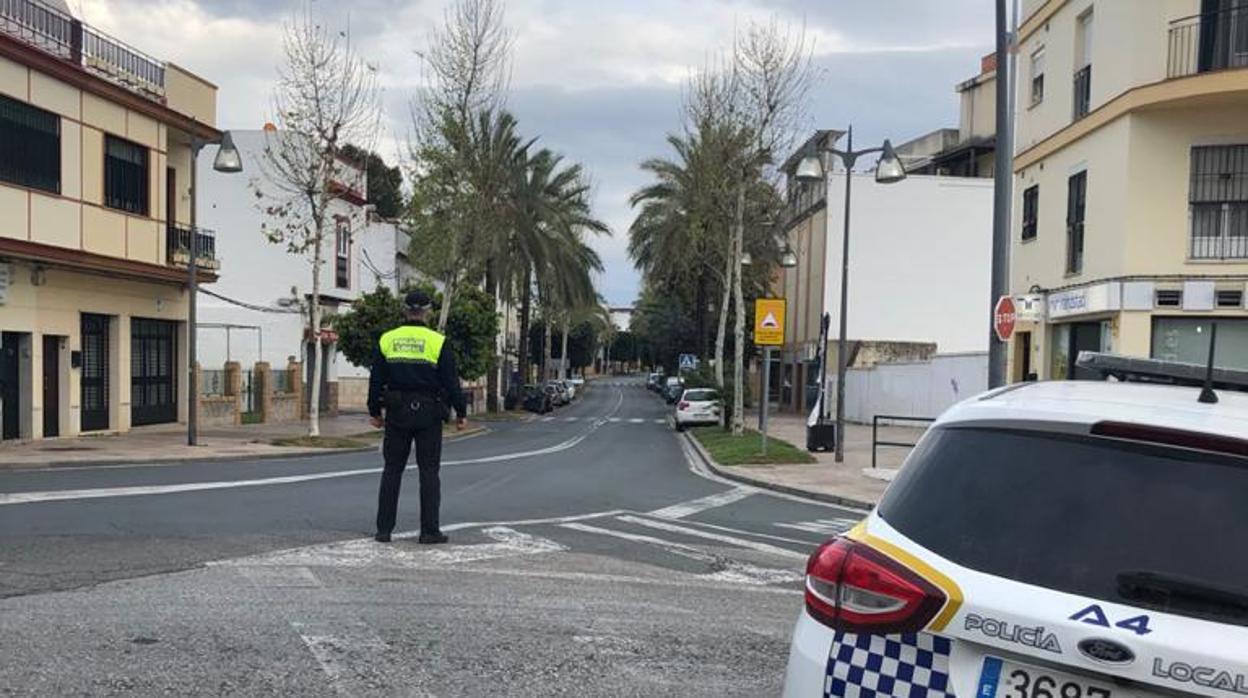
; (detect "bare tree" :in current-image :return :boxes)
[726,19,814,435]
[410,0,513,332]
[257,10,380,438]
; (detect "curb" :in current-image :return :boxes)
[0,425,491,471]
[682,432,876,512]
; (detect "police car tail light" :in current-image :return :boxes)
[805,538,946,634]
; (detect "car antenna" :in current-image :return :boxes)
[1198,322,1219,405]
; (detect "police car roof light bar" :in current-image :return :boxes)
[1075,349,1248,395]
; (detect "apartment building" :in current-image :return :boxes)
[0,0,222,441]
[1009,0,1248,379]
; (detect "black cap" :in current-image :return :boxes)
[404,290,433,311]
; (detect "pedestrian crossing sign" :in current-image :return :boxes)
[754,298,786,345]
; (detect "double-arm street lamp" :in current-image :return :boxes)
[187,131,243,446]
[795,125,906,463]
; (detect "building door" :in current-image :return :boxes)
[80,314,110,432]
[1013,331,1034,382]
[42,335,60,438]
[1,332,20,440]
[131,318,178,426]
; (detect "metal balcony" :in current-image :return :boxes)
[1168,5,1248,78]
[166,223,218,270]
[0,0,165,100]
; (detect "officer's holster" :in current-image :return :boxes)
[383,390,445,430]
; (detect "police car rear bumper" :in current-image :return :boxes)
[782,610,834,697]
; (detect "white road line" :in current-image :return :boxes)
[607,417,622,423]
[563,417,580,422]
[774,518,859,536]
[615,515,806,560]
[664,518,819,546]
[541,416,555,422]
[648,488,754,520]
[653,419,666,425]
[444,562,801,596]
[628,418,645,424]
[561,522,802,586]
[291,621,402,697]
[0,433,593,506]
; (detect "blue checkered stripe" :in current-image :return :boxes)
[824,631,954,698]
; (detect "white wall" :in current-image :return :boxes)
[822,173,994,353]
[196,130,396,377]
[840,353,989,422]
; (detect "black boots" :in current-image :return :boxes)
[374,531,392,543]
[418,532,449,545]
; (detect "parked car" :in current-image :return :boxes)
[558,380,576,401]
[782,362,1248,697]
[521,385,552,414]
[646,373,663,392]
[544,381,569,406]
[662,377,684,404]
[567,377,585,392]
[673,388,719,431]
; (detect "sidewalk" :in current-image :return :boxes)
[0,413,483,470]
[700,411,928,509]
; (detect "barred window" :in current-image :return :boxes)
[0,94,60,194]
[1189,144,1248,260]
[104,135,149,215]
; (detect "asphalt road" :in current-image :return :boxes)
[0,377,866,697]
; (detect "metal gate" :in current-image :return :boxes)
[131,318,178,426]
[80,314,110,432]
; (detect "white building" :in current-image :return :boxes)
[608,306,633,332]
[776,146,995,414]
[196,129,401,413]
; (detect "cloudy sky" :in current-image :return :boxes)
[76,0,994,306]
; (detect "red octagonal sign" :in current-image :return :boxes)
[994,296,1016,342]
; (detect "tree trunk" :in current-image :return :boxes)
[543,315,553,382]
[517,267,532,384]
[308,231,324,438]
[485,268,500,413]
[732,185,746,436]
[437,272,456,332]
[695,272,708,358]
[714,238,732,391]
[559,315,570,381]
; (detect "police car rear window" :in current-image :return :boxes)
[879,426,1248,619]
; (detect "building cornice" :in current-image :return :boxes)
[0,238,216,285]
[1019,0,1070,44]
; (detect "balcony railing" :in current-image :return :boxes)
[1168,5,1248,78]
[0,0,165,99]
[1072,65,1092,120]
[166,223,219,270]
[1191,203,1248,260]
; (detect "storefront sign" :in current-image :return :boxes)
[1047,283,1121,320]
[1014,294,1045,322]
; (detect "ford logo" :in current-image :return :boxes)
[1079,638,1135,665]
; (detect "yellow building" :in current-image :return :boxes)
[0,1,221,441]
[1009,0,1248,380]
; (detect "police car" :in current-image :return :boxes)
[784,354,1248,698]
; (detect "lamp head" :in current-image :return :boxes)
[874,139,906,184]
[794,153,824,183]
[212,131,243,173]
[780,247,798,268]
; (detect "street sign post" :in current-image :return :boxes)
[754,299,787,455]
[994,295,1017,343]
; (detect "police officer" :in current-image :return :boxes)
[368,290,466,544]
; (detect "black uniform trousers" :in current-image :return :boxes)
[376,419,443,536]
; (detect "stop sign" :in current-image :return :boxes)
[994,296,1016,342]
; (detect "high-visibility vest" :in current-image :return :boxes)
[378,325,446,365]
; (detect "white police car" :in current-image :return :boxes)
[783,360,1248,697]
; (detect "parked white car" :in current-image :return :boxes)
[673,388,719,430]
[783,374,1248,697]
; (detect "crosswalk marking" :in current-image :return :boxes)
[615,515,806,560]
[774,518,859,536]
[648,488,754,520]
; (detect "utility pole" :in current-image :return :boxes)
[988,0,1014,388]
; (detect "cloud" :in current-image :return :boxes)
[75,0,997,306]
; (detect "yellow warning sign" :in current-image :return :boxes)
[754,298,786,346]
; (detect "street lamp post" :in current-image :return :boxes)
[187,131,243,446]
[795,125,906,463]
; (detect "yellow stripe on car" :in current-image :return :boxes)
[844,523,964,632]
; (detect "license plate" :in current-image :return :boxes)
[977,657,1141,698]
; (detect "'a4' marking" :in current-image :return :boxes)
[1070,604,1153,636]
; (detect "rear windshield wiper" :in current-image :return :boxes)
[1117,570,1248,622]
